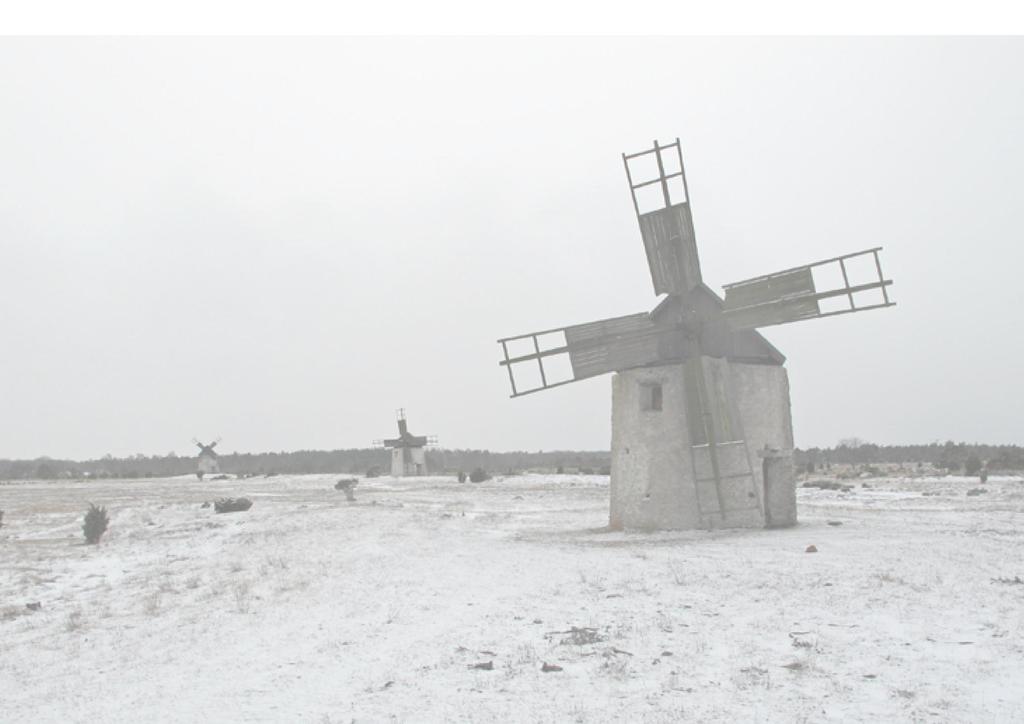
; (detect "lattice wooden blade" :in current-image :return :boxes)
[497,312,691,398]
[722,247,894,330]
[623,139,702,296]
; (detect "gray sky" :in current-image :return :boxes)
[1,37,1021,459]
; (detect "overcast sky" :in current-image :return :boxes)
[1,37,1021,459]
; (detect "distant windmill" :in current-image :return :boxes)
[192,437,221,480]
[375,410,436,477]
[496,138,895,531]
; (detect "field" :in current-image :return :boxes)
[2,472,1024,722]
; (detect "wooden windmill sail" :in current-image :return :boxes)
[497,138,895,526]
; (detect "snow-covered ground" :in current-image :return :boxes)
[2,473,1023,722]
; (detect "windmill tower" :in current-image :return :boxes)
[497,138,895,531]
[376,410,436,477]
[193,437,221,480]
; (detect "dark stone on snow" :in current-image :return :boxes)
[214,497,253,514]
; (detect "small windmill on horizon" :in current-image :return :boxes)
[496,137,895,531]
[192,437,221,480]
[374,410,437,477]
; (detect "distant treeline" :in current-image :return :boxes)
[1,441,1020,481]
[0,448,613,480]
[794,440,1024,472]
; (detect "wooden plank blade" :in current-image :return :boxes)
[723,267,816,310]
[563,312,653,343]
[638,203,702,295]
[723,296,822,330]
[567,330,664,380]
[565,312,683,379]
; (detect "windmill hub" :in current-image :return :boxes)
[679,307,703,341]
[497,138,894,532]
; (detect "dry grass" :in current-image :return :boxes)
[2,605,27,621]
[232,581,252,613]
[65,610,84,633]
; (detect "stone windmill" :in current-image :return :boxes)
[375,410,436,477]
[193,437,221,480]
[497,138,894,531]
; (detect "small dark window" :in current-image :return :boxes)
[641,382,663,411]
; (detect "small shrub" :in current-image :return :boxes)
[992,576,1024,585]
[65,610,85,632]
[469,467,490,483]
[964,455,983,476]
[214,498,253,513]
[557,626,604,646]
[457,471,467,483]
[233,582,251,613]
[0,510,4,529]
[802,480,853,492]
[365,466,381,478]
[83,503,109,544]
[334,478,358,501]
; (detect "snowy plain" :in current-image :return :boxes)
[2,472,1023,722]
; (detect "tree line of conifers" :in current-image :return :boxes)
[0,442,1020,480]
[0,449,613,480]
[795,440,1023,474]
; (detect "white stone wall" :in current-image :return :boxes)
[609,360,794,531]
[763,453,798,527]
[391,447,427,476]
[610,364,697,530]
[197,454,219,475]
[409,447,426,474]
